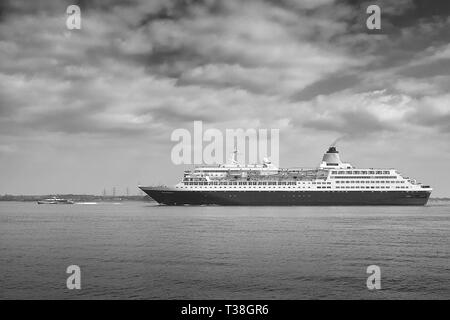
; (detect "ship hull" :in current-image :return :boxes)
[140,187,431,206]
[37,200,74,204]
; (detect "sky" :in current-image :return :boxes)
[0,0,449,196]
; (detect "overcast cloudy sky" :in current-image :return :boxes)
[0,0,449,196]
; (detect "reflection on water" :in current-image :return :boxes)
[0,200,449,299]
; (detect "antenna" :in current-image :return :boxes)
[229,147,242,165]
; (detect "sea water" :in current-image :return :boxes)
[0,200,449,299]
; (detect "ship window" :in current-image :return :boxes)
[383,171,390,174]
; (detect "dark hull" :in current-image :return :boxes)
[140,188,431,206]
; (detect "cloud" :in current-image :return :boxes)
[295,90,413,136]
[406,94,450,133]
[0,0,450,194]
[0,0,448,138]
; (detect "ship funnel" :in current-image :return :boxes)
[322,146,342,165]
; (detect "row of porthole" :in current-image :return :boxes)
[180,190,411,193]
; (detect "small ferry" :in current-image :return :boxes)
[37,196,75,204]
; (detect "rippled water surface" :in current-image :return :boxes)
[0,200,449,299]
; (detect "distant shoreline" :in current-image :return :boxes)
[0,194,154,202]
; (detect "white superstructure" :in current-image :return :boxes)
[173,146,432,193]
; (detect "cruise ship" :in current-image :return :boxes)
[140,146,432,206]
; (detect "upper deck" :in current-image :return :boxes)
[176,146,431,192]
